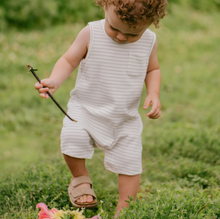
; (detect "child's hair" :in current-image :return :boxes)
[95,0,168,28]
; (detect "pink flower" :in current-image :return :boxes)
[36,203,65,219]
[36,203,101,219]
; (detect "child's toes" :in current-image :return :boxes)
[77,195,93,203]
[83,194,88,203]
[77,196,83,203]
[87,195,93,203]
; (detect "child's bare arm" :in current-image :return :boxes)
[35,25,90,99]
[143,40,161,119]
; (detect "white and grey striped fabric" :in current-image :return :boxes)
[61,19,156,175]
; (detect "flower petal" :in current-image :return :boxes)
[36,203,57,219]
[36,203,52,218]
[36,203,49,213]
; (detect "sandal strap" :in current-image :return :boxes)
[70,176,92,187]
[70,187,97,199]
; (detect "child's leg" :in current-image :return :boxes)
[63,154,93,203]
[116,174,140,217]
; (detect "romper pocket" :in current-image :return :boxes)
[127,52,149,76]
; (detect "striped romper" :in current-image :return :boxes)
[61,19,156,175]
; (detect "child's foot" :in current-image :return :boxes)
[68,175,98,208]
[114,208,123,219]
[75,183,93,203]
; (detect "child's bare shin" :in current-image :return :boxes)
[63,154,89,177]
[117,174,140,212]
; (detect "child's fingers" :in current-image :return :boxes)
[143,97,151,109]
[38,87,49,94]
[40,79,52,87]
[147,102,161,119]
[144,95,161,119]
[34,81,49,99]
[146,105,157,117]
[34,78,52,89]
[34,82,43,89]
[39,91,50,99]
[147,108,161,119]
[34,78,53,98]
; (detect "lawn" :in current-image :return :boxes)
[0,4,220,219]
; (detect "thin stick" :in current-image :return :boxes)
[27,64,77,122]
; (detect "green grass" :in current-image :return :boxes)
[1,4,220,219]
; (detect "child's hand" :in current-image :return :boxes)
[143,94,161,119]
[34,78,57,99]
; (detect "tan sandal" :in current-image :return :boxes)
[68,175,98,208]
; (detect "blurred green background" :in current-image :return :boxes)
[0,0,220,218]
[0,0,220,30]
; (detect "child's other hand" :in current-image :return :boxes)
[143,94,161,119]
[34,78,57,99]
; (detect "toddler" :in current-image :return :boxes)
[35,0,167,217]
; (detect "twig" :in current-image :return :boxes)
[27,64,77,122]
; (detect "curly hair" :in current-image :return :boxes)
[95,0,168,28]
